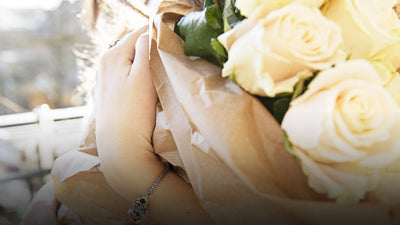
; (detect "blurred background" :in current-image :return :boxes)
[0,0,91,224]
[0,0,89,114]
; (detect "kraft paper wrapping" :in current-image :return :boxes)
[52,146,130,225]
[146,1,400,224]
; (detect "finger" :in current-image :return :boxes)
[126,33,158,137]
[113,25,148,62]
[128,33,156,100]
[129,32,150,78]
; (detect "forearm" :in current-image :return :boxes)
[150,166,215,225]
[99,149,215,225]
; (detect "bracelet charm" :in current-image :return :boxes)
[127,162,169,224]
[127,196,148,224]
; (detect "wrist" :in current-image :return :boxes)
[99,146,166,201]
[97,136,155,177]
[127,162,169,224]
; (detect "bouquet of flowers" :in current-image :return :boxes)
[52,0,400,224]
[173,0,400,203]
[149,0,400,224]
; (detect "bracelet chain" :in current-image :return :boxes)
[127,162,169,224]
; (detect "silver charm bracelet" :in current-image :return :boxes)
[127,162,170,224]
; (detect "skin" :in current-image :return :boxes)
[22,27,214,225]
[94,27,215,224]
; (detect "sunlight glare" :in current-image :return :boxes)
[0,0,63,10]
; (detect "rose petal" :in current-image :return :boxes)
[292,60,382,106]
[282,93,327,149]
[295,149,380,202]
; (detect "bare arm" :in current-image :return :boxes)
[94,27,215,225]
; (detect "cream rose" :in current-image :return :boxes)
[371,60,398,85]
[221,4,345,97]
[235,0,326,18]
[281,59,400,202]
[385,74,400,106]
[324,0,400,67]
[370,60,400,105]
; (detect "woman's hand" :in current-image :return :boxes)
[94,27,215,225]
[94,26,162,200]
[95,26,157,156]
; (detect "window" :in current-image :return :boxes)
[0,0,90,114]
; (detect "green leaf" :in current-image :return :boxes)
[229,73,238,85]
[174,0,245,66]
[204,0,216,8]
[257,96,275,116]
[257,96,290,124]
[291,79,305,101]
[223,0,244,31]
[302,71,319,92]
[211,38,227,58]
[273,97,291,124]
[283,132,296,158]
[275,93,292,98]
[175,3,227,66]
[204,0,224,8]
[291,71,319,100]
